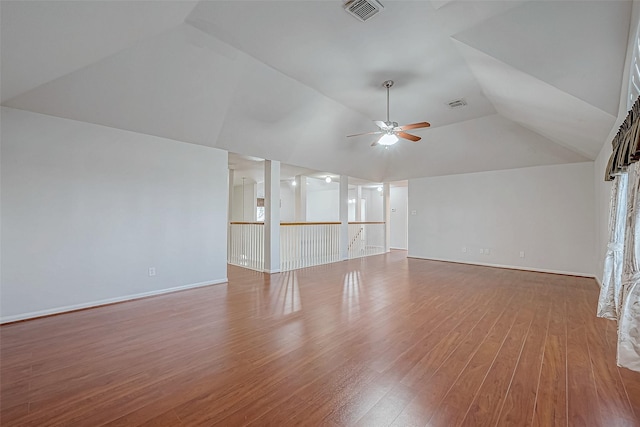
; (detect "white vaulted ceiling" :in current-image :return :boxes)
[1,1,632,181]
[0,1,198,103]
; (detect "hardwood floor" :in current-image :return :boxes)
[1,251,639,426]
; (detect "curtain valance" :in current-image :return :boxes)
[606,95,640,181]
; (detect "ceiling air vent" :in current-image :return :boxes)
[344,0,384,22]
[447,98,467,109]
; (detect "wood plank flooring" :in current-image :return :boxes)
[1,251,639,426]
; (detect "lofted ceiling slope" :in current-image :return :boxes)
[1,1,632,181]
[0,1,198,103]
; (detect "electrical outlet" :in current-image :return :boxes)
[462,246,467,253]
[519,251,525,258]
[411,210,417,216]
[148,267,156,277]
[479,248,484,254]
[485,248,491,255]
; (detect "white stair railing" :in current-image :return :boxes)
[228,222,264,272]
[280,222,341,271]
[229,221,386,272]
[348,222,386,259]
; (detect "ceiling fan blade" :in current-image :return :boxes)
[347,131,383,138]
[374,120,389,129]
[397,121,431,131]
[397,131,421,142]
[371,140,379,147]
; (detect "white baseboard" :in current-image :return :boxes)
[263,269,281,274]
[594,276,603,288]
[0,278,228,324]
[406,255,595,279]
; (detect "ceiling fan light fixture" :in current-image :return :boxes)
[378,133,399,146]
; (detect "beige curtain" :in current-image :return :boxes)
[597,174,627,320]
[599,96,640,372]
[618,162,640,371]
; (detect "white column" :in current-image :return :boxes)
[340,175,349,260]
[264,160,281,273]
[228,168,234,223]
[294,175,307,222]
[383,182,391,253]
[355,185,362,221]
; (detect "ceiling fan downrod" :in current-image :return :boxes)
[383,80,393,125]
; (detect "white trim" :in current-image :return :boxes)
[0,278,228,324]
[264,269,281,274]
[594,275,603,288]
[407,255,595,279]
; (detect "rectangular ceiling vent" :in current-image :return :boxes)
[447,98,467,109]
[344,0,384,22]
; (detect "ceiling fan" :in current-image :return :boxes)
[348,80,430,146]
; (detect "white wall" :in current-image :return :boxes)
[348,188,356,221]
[408,162,595,276]
[280,182,295,222]
[306,180,339,222]
[233,179,330,223]
[390,186,408,249]
[231,181,256,221]
[594,146,613,283]
[362,188,384,222]
[1,107,229,322]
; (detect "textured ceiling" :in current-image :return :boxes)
[1,1,632,181]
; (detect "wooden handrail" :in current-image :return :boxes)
[229,222,264,225]
[280,222,341,226]
[230,221,385,225]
